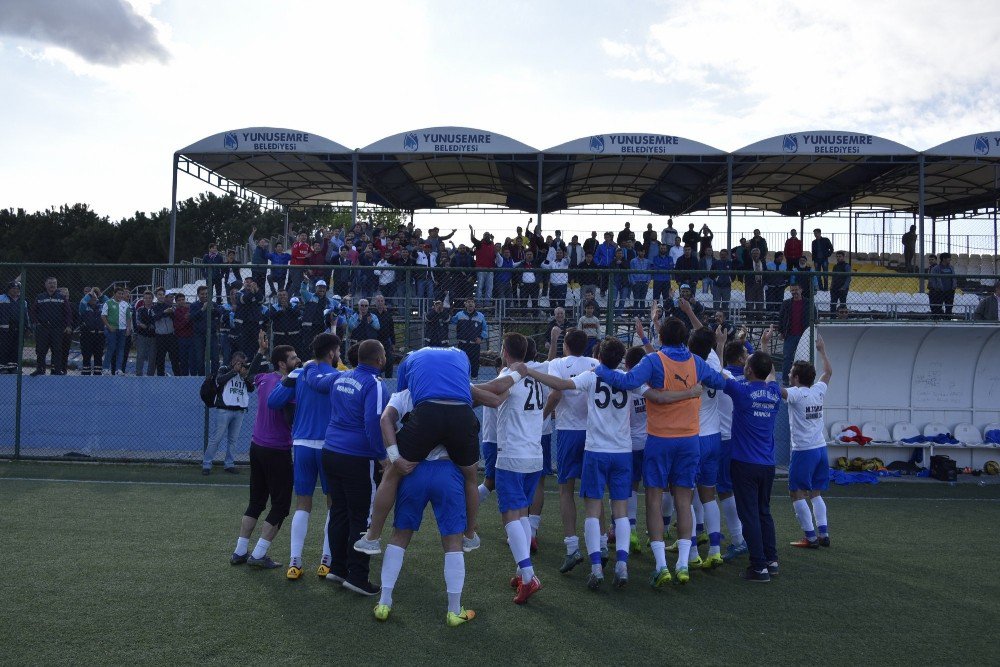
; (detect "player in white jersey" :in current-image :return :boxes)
[781,334,833,548]
[515,337,700,589]
[475,333,545,604]
[476,358,505,508]
[544,327,600,573]
[624,344,649,554]
[718,340,749,562]
[525,335,556,553]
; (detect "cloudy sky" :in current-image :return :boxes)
[2,0,999,246]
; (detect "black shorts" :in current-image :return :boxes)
[396,402,480,468]
[247,442,293,523]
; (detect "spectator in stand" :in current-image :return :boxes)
[673,243,699,293]
[651,243,674,305]
[617,222,634,247]
[594,232,617,295]
[58,287,75,374]
[234,277,265,359]
[811,229,834,291]
[783,229,803,266]
[699,224,714,254]
[494,247,519,302]
[630,246,652,311]
[829,251,852,314]
[578,301,601,356]
[699,247,715,297]
[682,223,700,249]
[374,254,396,299]
[610,248,631,313]
[173,292,194,376]
[778,284,816,384]
[152,288,178,376]
[576,251,600,303]
[434,253,458,304]
[354,247,378,299]
[790,256,816,301]
[426,227,456,255]
[470,227,496,301]
[424,299,451,347]
[520,250,541,311]
[79,287,106,375]
[929,252,957,316]
[451,244,476,301]
[711,248,733,313]
[544,306,572,357]
[203,243,225,300]
[288,231,312,290]
[268,241,291,293]
[0,281,24,374]
[29,277,71,376]
[347,298,380,347]
[306,241,327,289]
[414,242,437,302]
[765,251,788,312]
[902,225,917,270]
[583,231,599,257]
[265,289,301,354]
[668,236,685,265]
[543,247,570,306]
[249,228,271,293]
[133,290,156,376]
[745,248,767,314]
[661,218,678,249]
[675,284,706,332]
[566,234,584,270]
[221,250,242,292]
[749,229,768,258]
[299,280,333,359]
[191,285,221,375]
[372,294,395,378]
[451,298,487,378]
[643,222,659,257]
[732,237,749,274]
[202,350,257,475]
[101,286,131,376]
[973,281,1000,321]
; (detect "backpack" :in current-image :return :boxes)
[199,375,219,408]
[930,455,957,482]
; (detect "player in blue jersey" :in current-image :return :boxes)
[718,341,749,562]
[373,389,476,626]
[267,333,341,580]
[723,339,783,583]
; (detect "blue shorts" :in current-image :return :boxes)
[697,433,722,488]
[541,433,553,476]
[293,446,328,497]
[557,430,587,483]
[789,447,830,492]
[642,434,700,490]
[580,451,633,501]
[495,469,543,514]
[717,439,734,494]
[481,441,497,481]
[393,460,467,536]
[632,449,645,484]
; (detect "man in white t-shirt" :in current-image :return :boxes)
[625,345,650,553]
[515,338,699,590]
[781,334,833,549]
[544,328,599,573]
[525,336,556,554]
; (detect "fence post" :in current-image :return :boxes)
[203,277,213,455]
[13,265,26,459]
[402,267,412,351]
[605,270,615,337]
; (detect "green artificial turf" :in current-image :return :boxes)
[2,461,999,665]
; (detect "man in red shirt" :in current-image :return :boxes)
[778,284,816,385]
[288,232,312,293]
[783,229,803,266]
[470,226,496,300]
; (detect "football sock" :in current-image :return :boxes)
[614,517,631,564]
[564,535,579,555]
[600,532,609,550]
[519,517,533,548]
[506,521,533,579]
[379,544,405,607]
[693,494,704,534]
[704,499,722,555]
[528,514,541,537]
[720,496,744,545]
[477,484,490,503]
[251,538,271,560]
[793,498,816,538]
[689,506,699,561]
[651,540,666,570]
[444,551,465,615]
[289,509,309,562]
[584,517,602,575]
[627,492,638,526]
[322,510,332,563]
[811,496,829,535]
[661,494,674,529]
[676,538,692,570]
[235,536,249,556]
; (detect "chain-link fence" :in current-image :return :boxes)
[0,258,996,462]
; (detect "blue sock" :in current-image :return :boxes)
[709,532,722,547]
[589,551,602,565]
[662,515,671,529]
[629,518,636,526]
[696,523,704,534]
[818,524,828,536]
[805,529,817,539]
[616,549,629,563]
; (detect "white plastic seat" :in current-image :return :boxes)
[892,422,921,443]
[911,292,930,314]
[828,421,851,444]
[983,423,1000,448]
[862,422,892,443]
[954,423,983,446]
[924,421,961,448]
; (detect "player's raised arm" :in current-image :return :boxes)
[476,372,518,395]
[644,383,703,404]
[472,384,507,408]
[634,317,655,354]
[816,333,833,384]
[510,361,575,391]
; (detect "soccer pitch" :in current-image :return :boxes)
[3,461,999,666]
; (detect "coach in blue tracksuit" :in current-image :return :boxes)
[305,339,387,596]
[450,298,487,378]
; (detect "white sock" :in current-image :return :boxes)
[322,510,332,563]
[289,509,309,564]
[600,532,609,550]
[720,496,744,545]
[584,517,602,575]
[627,492,638,525]
[379,544,405,606]
[704,499,721,555]
[519,516,533,548]
[506,521,532,578]
[811,496,829,535]
[528,514,541,537]
[793,498,816,537]
[651,540,666,570]
[251,538,271,560]
[477,484,490,503]
[614,517,631,563]
[661,493,674,522]
[676,538,692,570]
[693,494,704,530]
[235,536,249,556]
[564,534,579,555]
[444,551,465,614]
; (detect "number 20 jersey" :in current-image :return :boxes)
[548,355,600,431]
[572,370,631,454]
[496,368,543,473]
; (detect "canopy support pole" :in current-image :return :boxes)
[536,154,543,228]
[931,216,937,255]
[351,152,359,229]
[283,208,290,243]
[725,155,733,252]
[947,215,952,253]
[799,213,805,241]
[169,153,179,264]
[918,155,926,291]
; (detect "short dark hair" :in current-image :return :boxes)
[747,351,773,380]
[624,345,646,370]
[658,317,688,347]
[724,341,747,366]
[503,332,528,363]
[311,332,341,361]
[358,339,384,367]
[196,285,207,294]
[347,342,360,368]
[270,345,295,369]
[791,360,817,387]
[230,351,247,365]
[939,252,951,260]
[688,328,716,360]
[563,329,588,356]
[525,336,537,363]
[598,337,626,369]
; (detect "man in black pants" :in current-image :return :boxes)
[30,277,72,375]
[304,339,387,596]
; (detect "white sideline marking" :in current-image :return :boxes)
[1,476,999,501]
